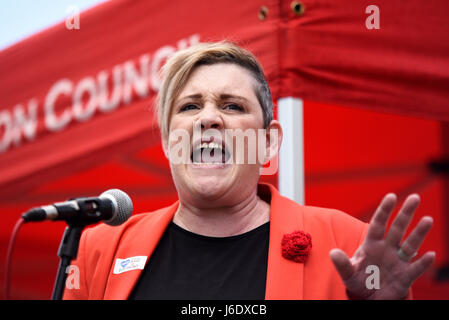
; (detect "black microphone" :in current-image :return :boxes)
[21,189,133,226]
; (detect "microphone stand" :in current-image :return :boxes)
[51,223,84,300]
[50,196,114,300]
[18,193,123,300]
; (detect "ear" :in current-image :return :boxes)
[264,120,283,163]
[161,135,169,159]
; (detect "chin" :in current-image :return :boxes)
[190,177,231,200]
[173,175,236,208]
[172,163,260,205]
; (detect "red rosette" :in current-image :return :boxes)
[281,230,312,263]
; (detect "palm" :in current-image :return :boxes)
[330,193,435,300]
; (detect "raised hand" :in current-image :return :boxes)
[330,193,435,299]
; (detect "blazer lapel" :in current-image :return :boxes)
[262,183,304,300]
[102,183,304,300]
[103,201,179,299]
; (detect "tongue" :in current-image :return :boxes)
[201,148,223,163]
[192,148,227,164]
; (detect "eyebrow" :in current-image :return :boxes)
[176,94,203,103]
[176,93,250,104]
[218,94,250,102]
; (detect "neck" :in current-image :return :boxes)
[172,190,270,237]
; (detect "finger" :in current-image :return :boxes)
[365,193,397,242]
[402,251,436,287]
[385,194,421,247]
[400,216,433,257]
[329,248,355,281]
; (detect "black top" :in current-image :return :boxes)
[129,221,270,300]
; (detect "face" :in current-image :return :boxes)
[164,63,280,207]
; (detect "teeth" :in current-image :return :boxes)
[195,142,223,151]
[192,141,226,164]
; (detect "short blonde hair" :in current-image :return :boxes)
[156,41,274,140]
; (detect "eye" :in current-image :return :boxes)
[179,104,199,112]
[224,103,244,111]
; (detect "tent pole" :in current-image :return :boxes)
[436,122,449,280]
[277,97,305,205]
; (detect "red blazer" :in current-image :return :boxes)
[63,183,369,300]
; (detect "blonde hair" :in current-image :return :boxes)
[156,41,274,140]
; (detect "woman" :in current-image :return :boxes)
[63,41,435,300]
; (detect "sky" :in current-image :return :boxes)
[0,0,108,50]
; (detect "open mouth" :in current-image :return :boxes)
[191,141,231,164]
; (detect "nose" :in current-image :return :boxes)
[197,103,223,130]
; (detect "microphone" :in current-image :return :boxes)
[21,189,133,226]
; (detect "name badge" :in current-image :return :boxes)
[113,256,147,274]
